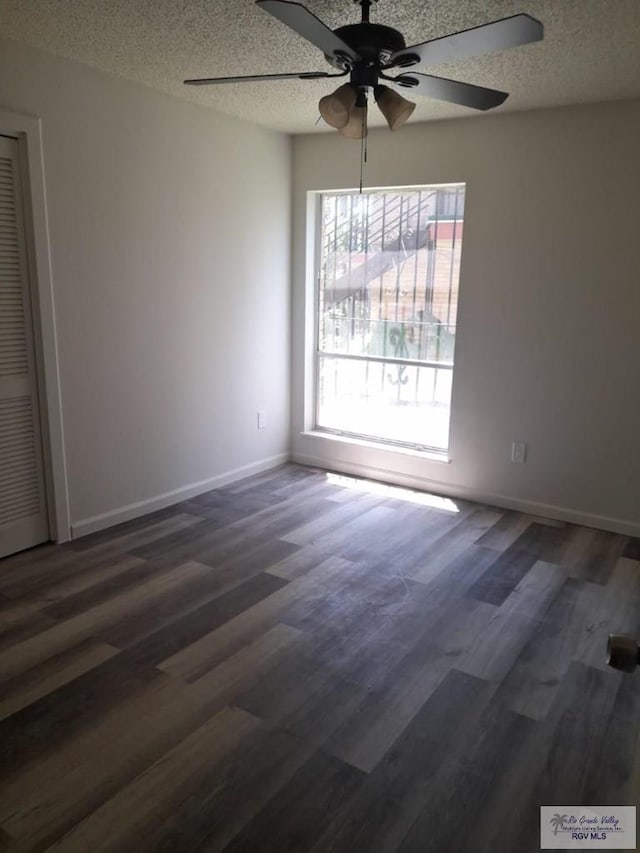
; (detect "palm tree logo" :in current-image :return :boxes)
[550,814,568,835]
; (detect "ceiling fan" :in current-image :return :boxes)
[184,0,543,138]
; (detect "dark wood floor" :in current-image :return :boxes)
[1,464,639,852]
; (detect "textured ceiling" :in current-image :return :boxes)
[1,0,640,133]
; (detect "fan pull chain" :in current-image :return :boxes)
[359,96,368,194]
[359,122,364,193]
[364,102,368,164]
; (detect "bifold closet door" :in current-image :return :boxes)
[0,134,49,558]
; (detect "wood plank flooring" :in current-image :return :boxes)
[1,463,639,852]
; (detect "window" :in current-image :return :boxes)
[313,184,465,453]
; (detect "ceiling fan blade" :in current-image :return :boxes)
[392,72,508,111]
[388,13,543,69]
[184,70,339,85]
[256,0,360,64]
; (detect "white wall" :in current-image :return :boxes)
[0,37,291,536]
[291,99,640,534]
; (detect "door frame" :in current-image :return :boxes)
[0,107,70,544]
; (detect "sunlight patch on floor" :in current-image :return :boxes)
[326,473,460,512]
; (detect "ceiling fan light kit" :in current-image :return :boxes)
[185,0,543,137]
[339,92,368,139]
[375,84,416,131]
[319,83,358,129]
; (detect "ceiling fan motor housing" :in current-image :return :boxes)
[326,23,406,69]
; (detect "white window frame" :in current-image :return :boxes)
[304,184,464,458]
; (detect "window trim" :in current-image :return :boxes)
[299,428,451,464]
[304,184,462,459]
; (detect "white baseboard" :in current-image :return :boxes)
[292,451,640,538]
[71,448,640,541]
[71,453,290,539]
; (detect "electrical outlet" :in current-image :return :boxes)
[257,410,266,429]
[511,441,527,463]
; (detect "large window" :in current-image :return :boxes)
[314,184,465,453]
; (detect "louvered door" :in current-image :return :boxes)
[0,134,49,558]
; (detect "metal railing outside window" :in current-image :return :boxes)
[315,184,465,452]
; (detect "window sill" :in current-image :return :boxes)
[300,430,451,464]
